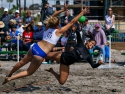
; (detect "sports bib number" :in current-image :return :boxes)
[47,32,52,39]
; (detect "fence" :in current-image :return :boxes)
[109,33,125,42]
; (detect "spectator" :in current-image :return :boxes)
[8,19,16,34]
[81,18,93,43]
[23,24,33,51]
[0,21,7,45]
[90,23,107,63]
[105,41,116,63]
[9,25,22,51]
[61,32,68,47]
[65,25,77,51]
[60,10,73,26]
[24,11,34,25]
[41,2,53,21]
[13,10,22,24]
[105,41,110,63]
[44,2,53,18]
[60,32,68,52]
[17,20,24,37]
[4,34,11,51]
[0,8,13,32]
[105,7,115,35]
[33,22,45,42]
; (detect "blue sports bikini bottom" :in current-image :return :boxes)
[31,43,47,58]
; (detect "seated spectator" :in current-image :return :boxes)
[4,35,11,51]
[33,22,45,42]
[60,32,69,52]
[90,23,106,63]
[24,11,34,25]
[81,18,93,43]
[8,19,16,34]
[23,24,33,51]
[61,32,69,46]
[0,21,7,45]
[9,25,22,51]
[17,19,24,37]
[105,7,115,35]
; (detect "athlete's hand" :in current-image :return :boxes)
[64,3,68,11]
[82,7,90,14]
[98,60,104,65]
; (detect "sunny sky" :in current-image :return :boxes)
[0,0,55,9]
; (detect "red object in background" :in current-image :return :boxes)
[23,31,33,42]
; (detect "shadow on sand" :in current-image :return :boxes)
[116,62,125,66]
[15,84,41,92]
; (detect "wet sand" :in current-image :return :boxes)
[0,49,125,94]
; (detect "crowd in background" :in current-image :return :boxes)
[0,2,116,63]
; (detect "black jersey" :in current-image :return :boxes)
[60,30,100,68]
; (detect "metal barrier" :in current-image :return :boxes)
[106,33,125,42]
[110,33,125,42]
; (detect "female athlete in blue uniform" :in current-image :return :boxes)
[2,3,89,85]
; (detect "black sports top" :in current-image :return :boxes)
[60,30,100,68]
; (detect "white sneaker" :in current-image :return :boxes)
[96,54,103,64]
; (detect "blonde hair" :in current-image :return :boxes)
[44,16,59,28]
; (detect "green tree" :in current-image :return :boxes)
[29,4,40,10]
[34,14,41,24]
[0,8,4,17]
[6,0,14,9]
[8,4,19,14]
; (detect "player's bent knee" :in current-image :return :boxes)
[27,71,34,76]
[59,80,66,85]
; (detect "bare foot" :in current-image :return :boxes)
[2,77,10,85]
[111,59,116,63]
[45,68,53,72]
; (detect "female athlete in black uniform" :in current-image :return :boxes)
[46,29,103,85]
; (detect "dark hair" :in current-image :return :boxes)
[26,24,34,32]
[46,2,49,4]
[88,38,96,44]
[84,31,96,43]
[12,25,17,28]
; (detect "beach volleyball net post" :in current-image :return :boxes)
[109,35,112,68]
[17,35,19,62]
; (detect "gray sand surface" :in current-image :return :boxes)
[0,49,125,94]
